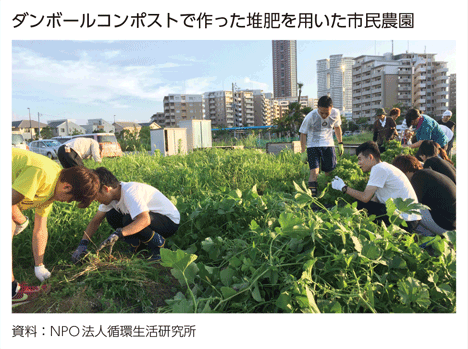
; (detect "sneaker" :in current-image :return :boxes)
[12,283,50,308]
[14,217,29,236]
[145,232,165,262]
[148,247,162,261]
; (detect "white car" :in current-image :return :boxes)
[12,133,29,150]
[28,139,62,159]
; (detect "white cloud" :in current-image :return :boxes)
[102,50,121,59]
[12,47,193,107]
[241,77,269,91]
[184,77,217,94]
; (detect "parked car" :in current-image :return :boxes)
[352,130,362,135]
[28,139,62,159]
[12,132,29,150]
[343,131,352,136]
[52,136,73,144]
[71,133,122,157]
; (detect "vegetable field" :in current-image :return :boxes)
[13,142,456,313]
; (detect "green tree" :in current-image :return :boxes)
[40,126,53,139]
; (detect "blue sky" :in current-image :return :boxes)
[12,40,456,126]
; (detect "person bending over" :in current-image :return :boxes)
[418,140,455,184]
[12,148,99,307]
[72,167,180,263]
[392,155,455,236]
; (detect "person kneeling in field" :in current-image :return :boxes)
[12,148,99,307]
[72,167,180,263]
[330,141,421,233]
[392,155,455,236]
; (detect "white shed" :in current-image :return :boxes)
[150,128,187,156]
[178,120,212,152]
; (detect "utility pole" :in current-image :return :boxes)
[28,108,32,140]
[37,112,41,139]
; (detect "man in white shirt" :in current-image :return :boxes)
[57,137,102,168]
[71,167,180,262]
[331,141,421,232]
[299,96,344,197]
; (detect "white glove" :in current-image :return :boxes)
[331,176,346,191]
[34,265,51,282]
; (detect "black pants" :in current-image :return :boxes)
[357,200,420,233]
[57,145,84,168]
[105,209,179,243]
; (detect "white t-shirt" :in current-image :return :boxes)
[299,108,342,147]
[438,125,454,141]
[64,137,102,163]
[367,162,421,221]
[98,182,180,224]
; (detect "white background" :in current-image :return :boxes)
[2,1,467,348]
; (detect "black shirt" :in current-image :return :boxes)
[411,169,456,231]
[423,156,456,184]
[438,120,455,133]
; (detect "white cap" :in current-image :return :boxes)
[443,110,452,117]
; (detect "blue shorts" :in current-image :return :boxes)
[307,146,337,172]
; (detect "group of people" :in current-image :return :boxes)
[300,96,456,237]
[12,141,180,307]
[12,97,456,308]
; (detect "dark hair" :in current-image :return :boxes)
[419,140,453,164]
[419,140,438,157]
[59,167,100,208]
[356,141,381,160]
[389,108,400,118]
[94,167,120,190]
[405,108,420,127]
[317,96,333,108]
[392,155,423,173]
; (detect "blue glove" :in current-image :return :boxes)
[97,228,124,254]
[71,239,89,264]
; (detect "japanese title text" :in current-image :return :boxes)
[13,12,414,29]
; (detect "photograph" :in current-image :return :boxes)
[3,1,467,348]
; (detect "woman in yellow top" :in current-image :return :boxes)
[12,148,100,307]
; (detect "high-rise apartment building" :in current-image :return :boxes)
[203,90,234,127]
[234,90,254,127]
[410,54,449,116]
[352,53,400,121]
[272,40,298,98]
[162,94,204,127]
[352,52,449,121]
[317,54,354,112]
[449,73,456,112]
[151,112,166,127]
[203,88,254,128]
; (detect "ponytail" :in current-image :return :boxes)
[438,147,453,164]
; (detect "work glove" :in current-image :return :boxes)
[71,239,89,264]
[14,216,29,236]
[300,152,308,164]
[337,143,344,157]
[97,228,123,255]
[331,176,346,191]
[34,265,51,282]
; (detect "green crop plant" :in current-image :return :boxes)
[12,144,456,313]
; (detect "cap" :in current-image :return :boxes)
[442,110,452,117]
